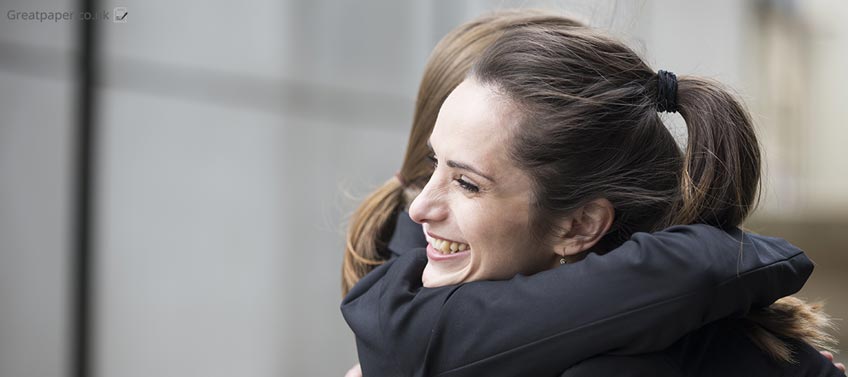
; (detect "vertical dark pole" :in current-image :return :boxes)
[73,0,99,376]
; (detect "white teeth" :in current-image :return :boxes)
[427,234,469,254]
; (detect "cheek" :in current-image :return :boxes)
[464,202,536,275]
[493,220,536,266]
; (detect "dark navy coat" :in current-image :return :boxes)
[563,318,843,376]
[341,212,823,377]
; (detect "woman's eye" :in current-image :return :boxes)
[427,154,438,168]
[455,177,479,193]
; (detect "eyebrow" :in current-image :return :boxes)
[427,140,496,183]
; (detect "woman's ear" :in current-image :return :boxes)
[553,198,614,257]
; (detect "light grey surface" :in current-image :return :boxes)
[1,1,845,377]
[94,86,408,376]
[0,72,73,377]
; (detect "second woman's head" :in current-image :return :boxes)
[410,24,762,287]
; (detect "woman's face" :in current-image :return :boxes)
[409,79,558,288]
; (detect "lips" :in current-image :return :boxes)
[425,232,471,262]
[426,243,471,262]
[425,233,470,254]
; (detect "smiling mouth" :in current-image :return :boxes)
[425,234,470,255]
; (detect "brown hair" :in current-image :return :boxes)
[341,10,586,296]
[471,25,763,250]
[470,24,834,362]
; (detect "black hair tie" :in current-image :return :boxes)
[656,70,678,113]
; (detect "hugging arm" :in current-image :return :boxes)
[559,318,846,377]
[341,224,813,377]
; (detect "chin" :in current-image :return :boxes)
[421,270,441,288]
[422,264,478,288]
[422,265,457,288]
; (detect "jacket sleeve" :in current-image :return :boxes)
[341,224,814,377]
[559,353,679,377]
[569,317,846,377]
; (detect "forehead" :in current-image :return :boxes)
[431,80,519,157]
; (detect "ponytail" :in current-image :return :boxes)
[672,76,836,362]
[744,297,838,362]
[671,76,762,228]
[341,177,405,296]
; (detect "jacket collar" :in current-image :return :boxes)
[387,211,426,257]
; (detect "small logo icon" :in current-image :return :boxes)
[114,7,128,23]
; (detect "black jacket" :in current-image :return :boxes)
[342,212,817,377]
[562,319,843,376]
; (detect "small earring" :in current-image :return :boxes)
[560,257,567,265]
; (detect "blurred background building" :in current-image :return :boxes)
[1,0,846,376]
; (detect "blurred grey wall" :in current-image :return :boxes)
[1,1,845,376]
[1,0,76,375]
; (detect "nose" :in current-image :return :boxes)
[408,175,448,225]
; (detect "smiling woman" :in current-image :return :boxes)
[413,79,565,287]
[341,10,842,377]
[338,9,589,296]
